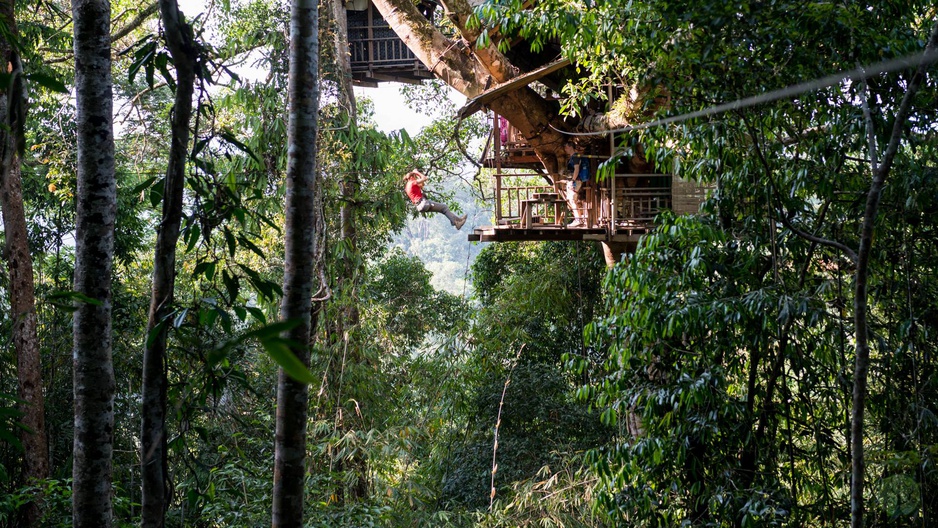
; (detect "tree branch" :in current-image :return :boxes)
[42,2,160,65]
[740,111,859,263]
[438,0,518,83]
[111,2,159,44]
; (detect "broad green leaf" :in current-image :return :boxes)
[219,130,260,162]
[26,73,68,93]
[244,319,303,340]
[261,339,316,384]
[47,291,104,309]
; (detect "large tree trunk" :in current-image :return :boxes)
[0,165,49,527]
[71,0,117,525]
[140,1,198,526]
[0,14,50,525]
[370,0,569,175]
[272,0,320,524]
[849,24,938,528]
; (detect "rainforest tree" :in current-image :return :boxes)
[71,0,118,523]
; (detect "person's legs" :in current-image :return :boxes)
[418,199,464,226]
[565,181,582,226]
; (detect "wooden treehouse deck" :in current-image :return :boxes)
[346,0,434,85]
[343,2,709,244]
[466,171,675,243]
[471,113,709,244]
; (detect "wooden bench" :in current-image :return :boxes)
[521,193,568,228]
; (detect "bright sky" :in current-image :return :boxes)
[355,84,467,135]
[355,84,425,134]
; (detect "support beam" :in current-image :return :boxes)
[458,57,570,118]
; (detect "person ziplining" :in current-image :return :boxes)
[403,170,468,230]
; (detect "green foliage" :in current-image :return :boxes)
[583,185,938,526]
[0,393,24,485]
[319,117,416,260]
[467,1,938,524]
[0,478,137,528]
[584,213,836,525]
[429,241,611,516]
[480,462,605,528]
[364,249,467,349]
[471,241,604,363]
[6,0,935,525]
[476,0,935,119]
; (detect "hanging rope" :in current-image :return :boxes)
[452,113,483,168]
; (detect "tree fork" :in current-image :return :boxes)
[370,0,569,175]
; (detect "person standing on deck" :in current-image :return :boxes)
[563,142,590,227]
[404,170,467,230]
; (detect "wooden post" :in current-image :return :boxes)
[608,83,617,236]
[494,112,502,222]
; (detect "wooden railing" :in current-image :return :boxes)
[609,174,672,232]
[492,172,679,232]
[484,114,540,168]
[347,5,430,80]
[350,36,418,67]
[493,174,557,224]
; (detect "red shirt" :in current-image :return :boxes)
[405,180,423,204]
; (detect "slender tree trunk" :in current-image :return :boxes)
[850,24,938,528]
[71,0,117,525]
[140,1,198,526]
[0,16,50,525]
[272,0,320,524]
[329,0,371,499]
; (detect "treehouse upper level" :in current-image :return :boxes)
[346,0,434,85]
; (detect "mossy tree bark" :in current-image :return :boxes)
[272,0,321,524]
[71,0,117,524]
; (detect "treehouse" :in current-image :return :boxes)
[346,0,434,85]
[345,0,710,256]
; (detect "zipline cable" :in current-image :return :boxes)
[553,48,938,137]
